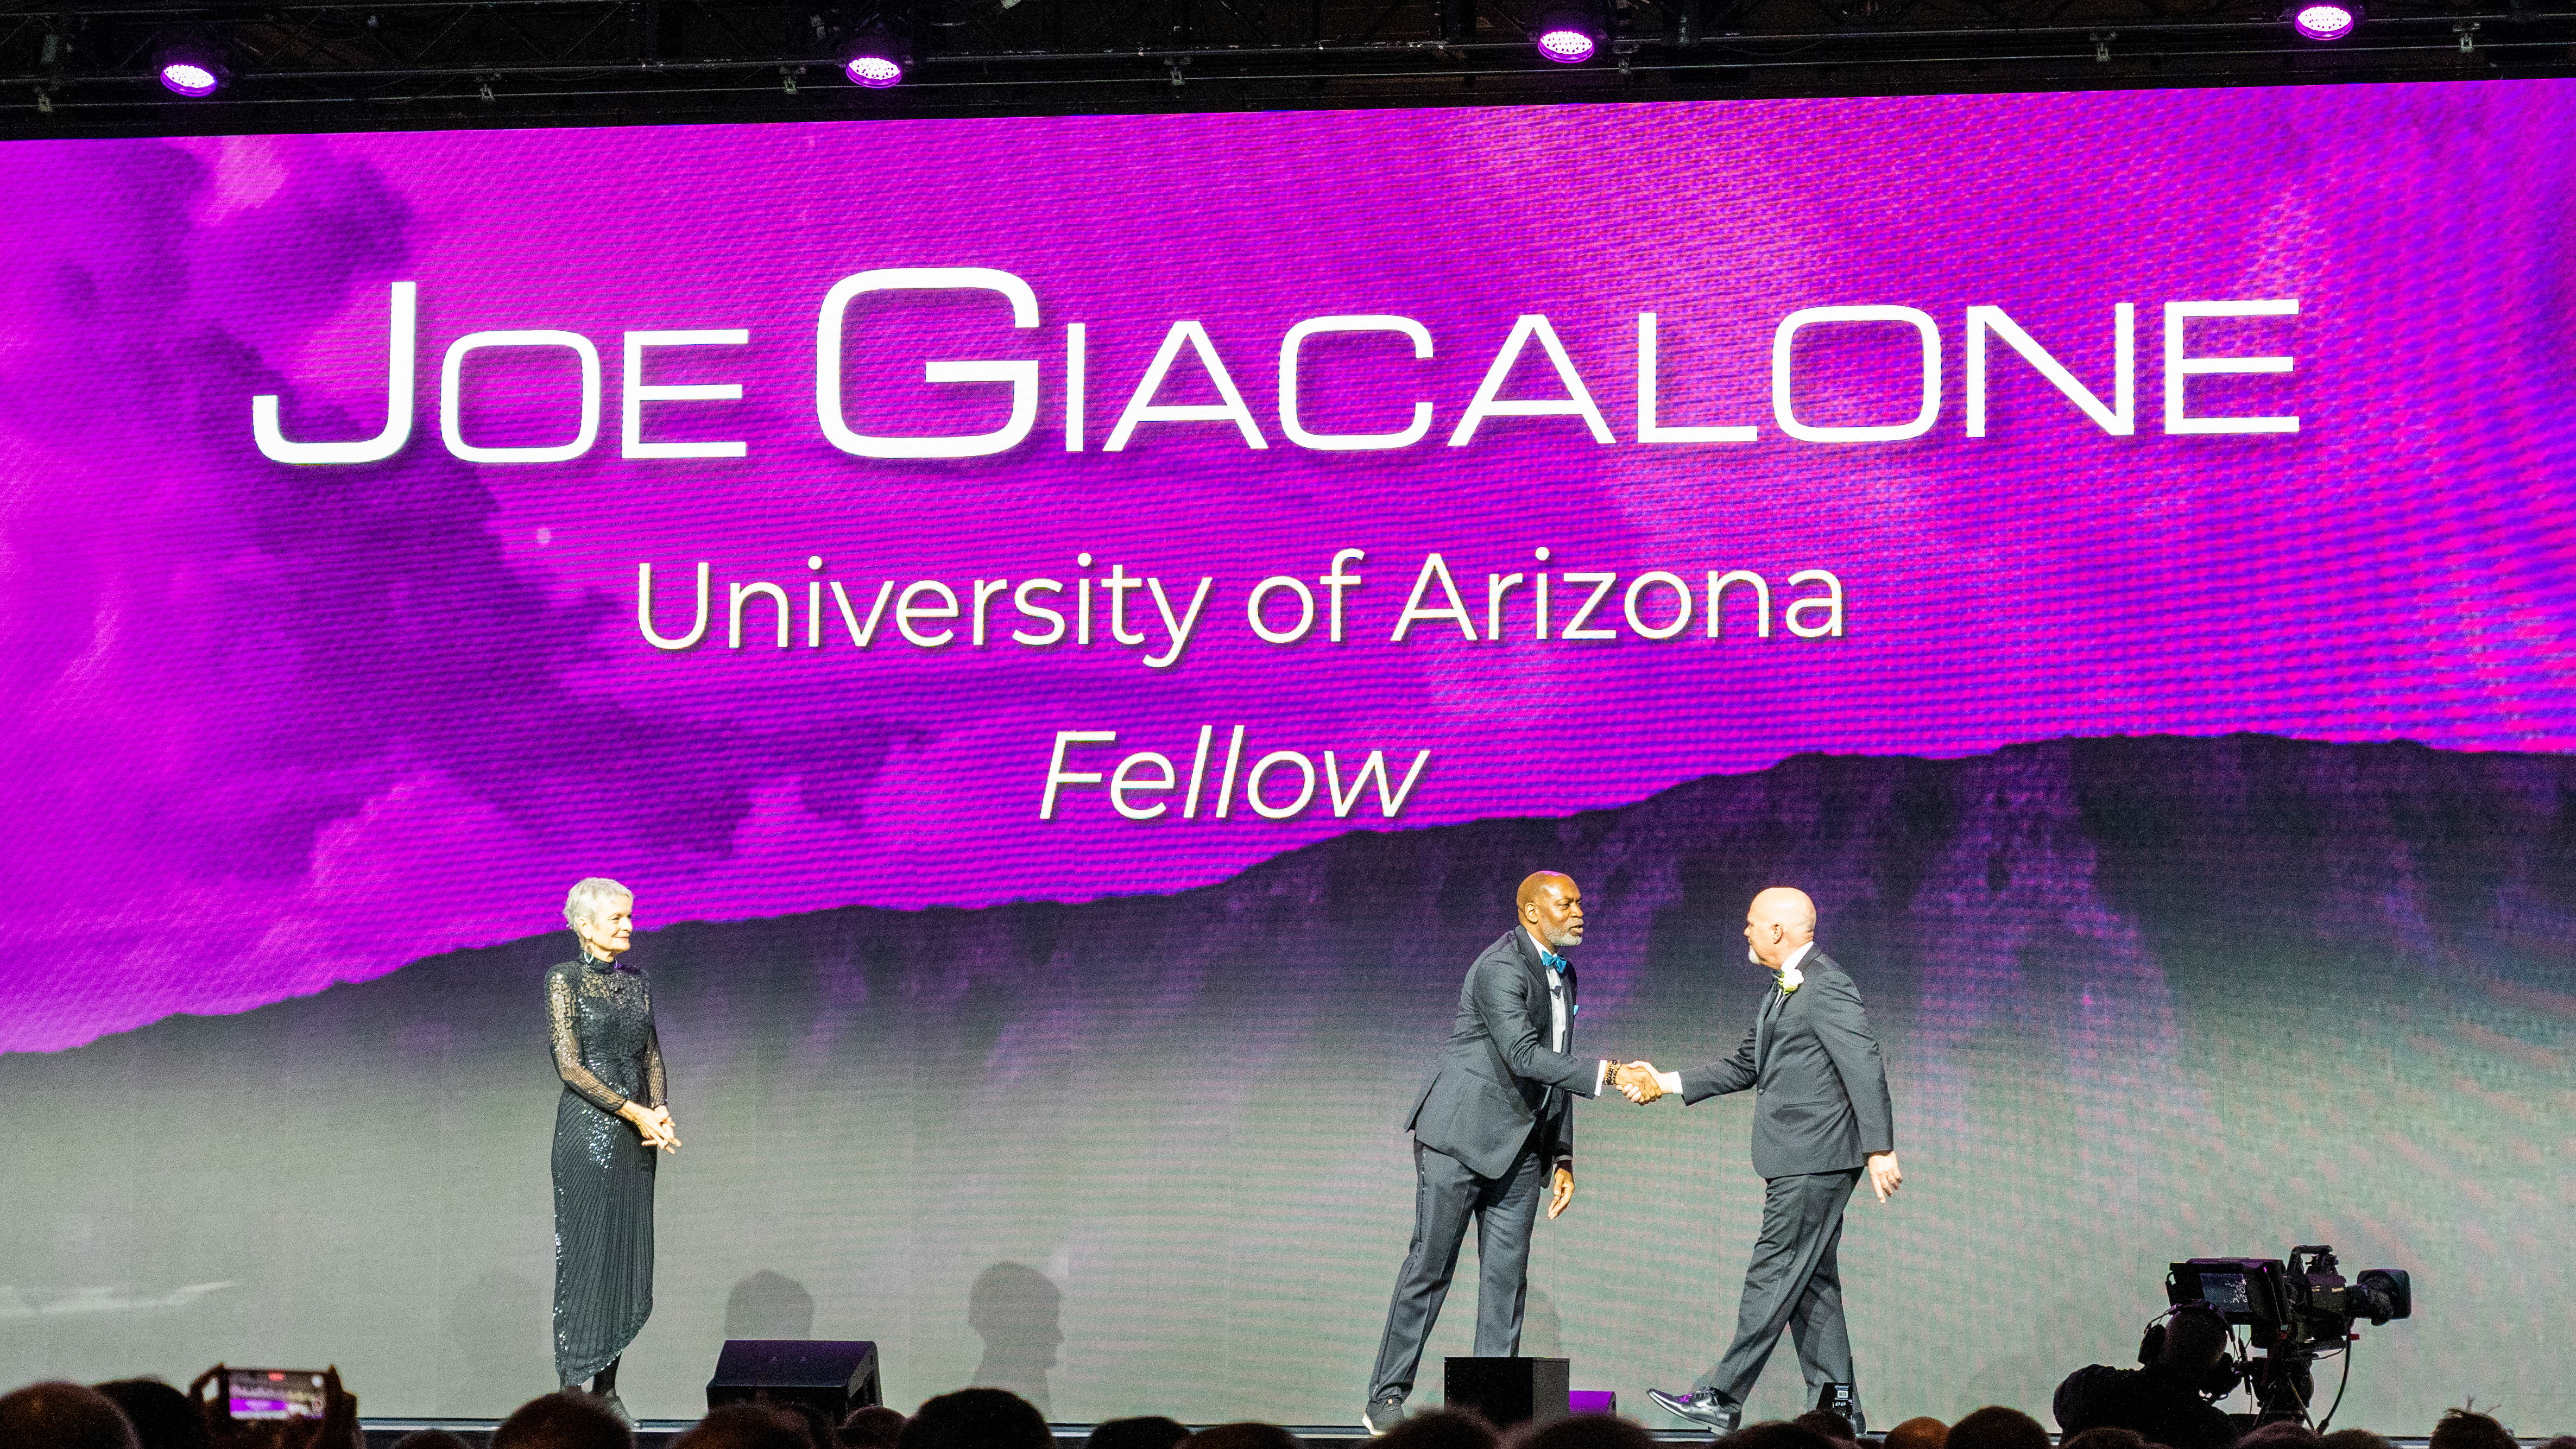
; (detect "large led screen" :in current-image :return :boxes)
[2,81,2571,1428]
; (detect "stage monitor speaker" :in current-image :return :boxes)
[1444,1357,1570,1429]
[706,1339,882,1423]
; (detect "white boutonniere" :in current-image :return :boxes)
[1779,964,1803,994]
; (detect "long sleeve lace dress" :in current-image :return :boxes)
[546,953,666,1387]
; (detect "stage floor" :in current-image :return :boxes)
[356,1423,1407,1446]
[354,1422,1725,1445]
[354,1424,2458,1448]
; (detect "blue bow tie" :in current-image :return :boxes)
[1540,952,1577,1018]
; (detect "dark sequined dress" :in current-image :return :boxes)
[546,953,666,1386]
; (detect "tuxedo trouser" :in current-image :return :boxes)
[1366,1134,1547,1403]
[1695,1167,1865,1412]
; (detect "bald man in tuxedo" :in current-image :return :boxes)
[1622,887,1901,1434]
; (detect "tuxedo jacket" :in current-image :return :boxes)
[1404,927,1603,1181]
[1677,948,1896,1179]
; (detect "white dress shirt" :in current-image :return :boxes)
[1526,927,1612,1098]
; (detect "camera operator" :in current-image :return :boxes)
[2053,1306,2240,1449]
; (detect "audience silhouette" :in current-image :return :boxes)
[0,1362,2545,1449]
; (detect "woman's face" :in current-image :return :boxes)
[577,897,635,959]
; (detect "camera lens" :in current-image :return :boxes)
[2356,1268,2411,1324]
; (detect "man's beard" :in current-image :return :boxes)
[1749,946,1764,966]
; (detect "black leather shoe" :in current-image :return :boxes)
[1647,1388,1741,1433]
[1362,1396,1407,1435]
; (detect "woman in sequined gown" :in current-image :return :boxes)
[549,877,680,1421]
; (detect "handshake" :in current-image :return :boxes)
[1608,1061,1671,1105]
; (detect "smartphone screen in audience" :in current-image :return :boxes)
[226,1370,326,1420]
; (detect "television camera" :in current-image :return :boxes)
[2163,1245,2411,1424]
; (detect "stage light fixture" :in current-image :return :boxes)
[1532,9,1601,64]
[154,34,225,97]
[844,33,903,88]
[2287,1,2360,40]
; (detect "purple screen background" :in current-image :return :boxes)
[4,85,2568,1051]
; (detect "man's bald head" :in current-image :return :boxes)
[1517,872,1573,915]
[1516,872,1585,952]
[1751,887,1817,937]
[1744,887,1817,968]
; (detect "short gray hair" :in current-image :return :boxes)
[563,877,634,931]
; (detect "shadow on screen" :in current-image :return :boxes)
[969,1261,1064,1418]
[442,1268,550,1416]
[727,1269,818,1340]
[1949,1293,2104,1427]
